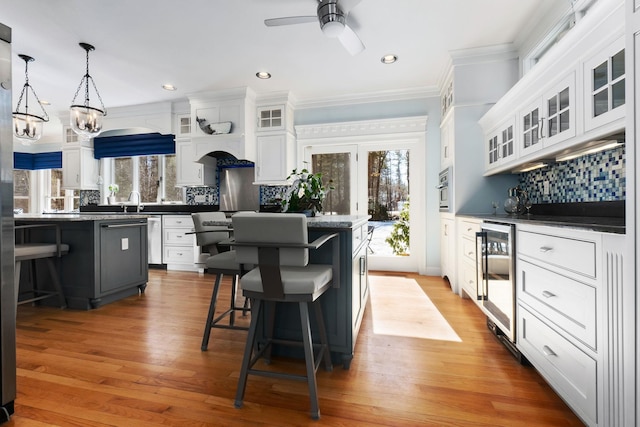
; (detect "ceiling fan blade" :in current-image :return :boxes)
[338,0,362,14]
[338,24,365,55]
[264,16,317,26]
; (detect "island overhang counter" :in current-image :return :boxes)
[204,214,370,368]
[14,214,149,310]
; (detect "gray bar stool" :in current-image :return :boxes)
[192,213,250,351]
[230,212,339,419]
[14,224,68,308]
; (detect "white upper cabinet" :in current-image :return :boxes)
[518,72,576,159]
[485,116,517,170]
[583,36,625,133]
[257,105,285,131]
[479,0,624,175]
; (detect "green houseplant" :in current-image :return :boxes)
[281,168,333,216]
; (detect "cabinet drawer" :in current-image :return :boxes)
[461,260,479,300]
[461,237,476,263]
[518,230,596,278]
[163,246,195,263]
[518,259,597,349]
[164,229,193,245]
[518,305,596,425]
[163,216,194,228]
[460,219,481,240]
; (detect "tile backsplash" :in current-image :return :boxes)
[519,145,625,204]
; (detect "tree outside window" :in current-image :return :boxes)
[14,170,30,213]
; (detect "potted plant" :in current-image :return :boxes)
[107,183,119,205]
[281,168,333,216]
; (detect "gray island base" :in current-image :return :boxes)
[205,214,370,369]
[15,214,149,310]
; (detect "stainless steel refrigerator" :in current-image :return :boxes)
[0,22,16,422]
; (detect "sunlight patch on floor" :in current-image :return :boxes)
[369,276,462,342]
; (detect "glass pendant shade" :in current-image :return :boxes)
[13,54,48,144]
[13,113,44,145]
[70,43,106,138]
[70,104,104,137]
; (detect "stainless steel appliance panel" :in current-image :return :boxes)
[477,222,515,341]
[219,166,259,212]
[437,167,451,212]
[0,22,16,419]
[147,216,162,264]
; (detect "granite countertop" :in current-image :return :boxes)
[457,213,625,234]
[15,213,151,221]
[202,214,370,230]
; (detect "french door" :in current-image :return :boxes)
[304,141,424,272]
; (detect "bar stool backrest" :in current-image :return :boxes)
[232,212,309,267]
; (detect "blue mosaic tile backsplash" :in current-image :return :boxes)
[519,145,625,204]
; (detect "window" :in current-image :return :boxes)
[48,169,65,211]
[14,170,30,213]
[111,154,179,203]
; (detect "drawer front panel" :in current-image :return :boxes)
[461,237,476,263]
[518,230,596,278]
[163,246,195,263]
[518,305,596,425]
[164,229,192,244]
[461,261,479,301]
[460,220,481,240]
[163,216,194,228]
[519,260,597,349]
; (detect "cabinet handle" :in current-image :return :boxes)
[467,251,473,256]
[539,246,553,253]
[542,345,557,357]
[467,227,473,232]
[359,256,366,275]
[538,117,545,139]
[542,290,556,298]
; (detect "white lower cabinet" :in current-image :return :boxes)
[456,217,481,304]
[440,214,455,287]
[515,224,626,426]
[162,215,198,271]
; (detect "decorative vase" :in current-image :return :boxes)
[108,196,117,205]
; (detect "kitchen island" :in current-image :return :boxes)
[15,214,149,310]
[204,214,370,368]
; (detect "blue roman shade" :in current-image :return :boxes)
[93,132,175,159]
[14,151,62,170]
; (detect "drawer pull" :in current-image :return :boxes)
[541,290,556,298]
[539,246,554,253]
[467,251,474,256]
[542,345,557,357]
[467,227,473,232]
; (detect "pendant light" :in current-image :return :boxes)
[13,54,49,145]
[69,42,106,138]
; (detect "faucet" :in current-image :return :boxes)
[128,191,143,213]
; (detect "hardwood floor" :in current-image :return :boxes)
[10,270,585,426]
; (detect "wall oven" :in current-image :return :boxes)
[437,167,451,212]
[476,222,523,361]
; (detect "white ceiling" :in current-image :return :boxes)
[2,0,564,140]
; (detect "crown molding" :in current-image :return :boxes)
[295,116,428,140]
[294,87,437,110]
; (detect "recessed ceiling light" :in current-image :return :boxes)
[381,54,398,64]
[256,71,271,79]
[39,100,51,106]
[162,84,177,91]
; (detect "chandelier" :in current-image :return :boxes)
[13,54,49,145]
[69,42,106,138]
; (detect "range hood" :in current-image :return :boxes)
[188,87,256,163]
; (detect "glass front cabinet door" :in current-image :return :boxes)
[485,117,517,171]
[583,36,625,133]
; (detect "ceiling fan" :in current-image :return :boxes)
[264,0,365,55]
